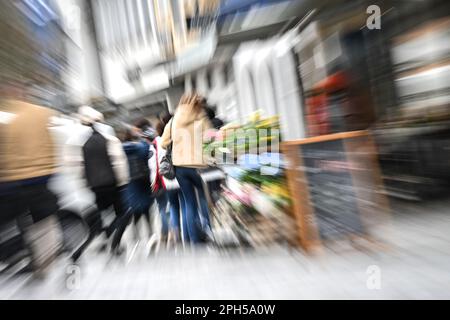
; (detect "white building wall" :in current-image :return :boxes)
[219,83,240,124]
[184,64,240,124]
[195,69,209,97]
[56,0,103,105]
[175,35,306,138]
[271,32,306,140]
[90,0,169,104]
[209,65,226,117]
[232,35,306,140]
[252,41,278,117]
[185,74,193,93]
[233,43,260,121]
[207,65,239,123]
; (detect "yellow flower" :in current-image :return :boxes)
[249,110,262,122]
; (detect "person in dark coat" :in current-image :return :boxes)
[121,127,153,239]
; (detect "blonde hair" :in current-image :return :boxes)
[179,93,203,113]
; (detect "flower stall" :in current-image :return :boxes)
[203,111,297,248]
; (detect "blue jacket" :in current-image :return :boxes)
[122,140,152,182]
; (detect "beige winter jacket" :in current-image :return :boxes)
[161,103,211,168]
[0,99,57,182]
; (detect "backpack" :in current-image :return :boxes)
[82,130,117,189]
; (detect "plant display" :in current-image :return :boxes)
[203,111,299,247]
[203,110,282,158]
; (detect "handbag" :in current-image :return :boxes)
[152,139,166,197]
[159,119,176,180]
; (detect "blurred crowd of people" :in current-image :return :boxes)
[0,80,225,278]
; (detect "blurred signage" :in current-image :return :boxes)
[281,131,388,251]
[300,138,363,240]
[219,0,292,16]
[171,29,218,77]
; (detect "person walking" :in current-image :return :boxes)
[160,94,213,244]
[0,80,63,278]
[65,106,130,257]
[121,127,153,239]
[147,123,186,245]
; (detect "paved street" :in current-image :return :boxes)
[1,198,450,300]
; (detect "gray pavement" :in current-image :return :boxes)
[1,198,450,299]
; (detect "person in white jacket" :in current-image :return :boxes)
[145,127,187,244]
[63,106,130,258]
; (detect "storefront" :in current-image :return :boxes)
[289,0,450,200]
[373,0,450,199]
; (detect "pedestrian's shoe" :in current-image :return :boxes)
[71,251,82,263]
[200,228,215,244]
[160,234,169,246]
[16,262,34,275]
[97,242,108,253]
[111,245,125,257]
[32,268,48,281]
[167,229,181,249]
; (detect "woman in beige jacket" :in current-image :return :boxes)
[161,94,212,244]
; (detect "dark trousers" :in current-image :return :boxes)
[175,167,211,244]
[0,180,60,265]
[0,181,59,226]
[133,209,152,228]
[167,189,187,241]
[123,178,153,231]
[92,185,129,251]
[72,185,130,261]
[71,206,103,262]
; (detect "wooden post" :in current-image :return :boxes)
[281,144,321,252]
